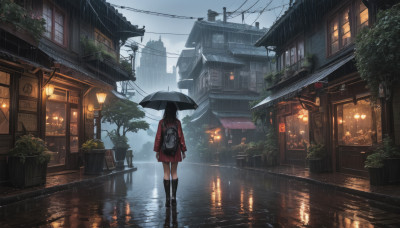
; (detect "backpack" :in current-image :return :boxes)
[161,121,179,156]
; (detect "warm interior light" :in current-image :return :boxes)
[354,113,360,119]
[298,114,304,119]
[302,116,308,122]
[229,72,234,80]
[1,103,6,108]
[315,97,320,106]
[361,114,366,120]
[88,104,94,112]
[96,92,107,105]
[73,111,77,116]
[215,135,221,140]
[45,84,55,97]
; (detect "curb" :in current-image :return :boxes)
[238,166,400,206]
[0,167,137,207]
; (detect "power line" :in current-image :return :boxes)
[132,81,149,95]
[110,4,203,20]
[228,0,261,19]
[229,0,250,16]
[251,0,273,26]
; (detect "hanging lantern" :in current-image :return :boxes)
[314,82,323,89]
[315,97,320,106]
[229,72,234,80]
[96,92,107,105]
[45,84,55,97]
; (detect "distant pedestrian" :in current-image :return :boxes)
[154,102,187,207]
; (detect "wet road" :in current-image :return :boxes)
[1,162,400,227]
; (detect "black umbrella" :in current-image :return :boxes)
[139,91,198,110]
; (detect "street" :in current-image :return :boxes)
[1,162,400,227]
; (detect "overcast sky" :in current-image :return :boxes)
[107,0,290,72]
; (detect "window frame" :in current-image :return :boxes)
[0,71,11,135]
[42,1,68,47]
[327,0,368,57]
[278,36,305,71]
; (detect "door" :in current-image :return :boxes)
[335,98,382,176]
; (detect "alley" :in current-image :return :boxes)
[1,163,400,227]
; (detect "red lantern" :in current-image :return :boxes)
[314,82,323,89]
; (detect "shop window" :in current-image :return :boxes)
[43,1,66,46]
[70,108,79,153]
[337,99,381,146]
[0,72,10,134]
[286,108,309,150]
[357,1,369,32]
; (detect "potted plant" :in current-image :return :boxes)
[109,131,130,170]
[102,98,149,170]
[245,141,264,167]
[306,143,326,173]
[380,136,400,184]
[365,152,385,186]
[263,128,279,167]
[301,54,314,72]
[82,139,106,175]
[8,134,50,188]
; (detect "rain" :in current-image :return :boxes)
[0,0,400,227]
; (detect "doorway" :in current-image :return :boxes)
[334,97,382,176]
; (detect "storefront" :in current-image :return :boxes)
[44,84,81,169]
[277,102,310,166]
[332,94,382,175]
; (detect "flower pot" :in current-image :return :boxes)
[309,159,324,173]
[368,167,385,186]
[384,158,400,184]
[8,156,48,188]
[114,148,127,170]
[84,149,106,175]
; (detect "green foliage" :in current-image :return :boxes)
[0,0,46,41]
[231,143,250,153]
[120,59,132,75]
[365,152,385,168]
[355,3,400,99]
[102,98,149,149]
[264,128,278,166]
[81,139,105,152]
[9,134,50,164]
[302,53,314,70]
[245,141,265,156]
[306,143,326,159]
[80,37,117,62]
[108,130,130,150]
[375,135,400,158]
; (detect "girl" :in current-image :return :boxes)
[154,102,186,207]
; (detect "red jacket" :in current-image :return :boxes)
[154,119,187,162]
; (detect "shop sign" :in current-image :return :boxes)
[279,123,286,132]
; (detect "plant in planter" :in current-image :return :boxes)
[301,54,314,72]
[81,139,106,175]
[80,37,117,63]
[365,151,385,186]
[380,136,400,184]
[0,0,46,43]
[102,98,149,169]
[306,143,326,173]
[264,127,279,167]
[8,134,50,188]
[245,141,264,167]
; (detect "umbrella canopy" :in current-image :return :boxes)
[139,91,198,110]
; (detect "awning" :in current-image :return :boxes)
[202,53,244,65]
[252,55,354,109]
[219,117,256,130]
[209,93,259,101]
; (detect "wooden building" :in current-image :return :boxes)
[177,10,272,147]
[0,0,144,183]
[253,0,397,176]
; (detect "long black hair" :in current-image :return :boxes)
[163,102,178,124]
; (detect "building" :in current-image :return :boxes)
[253,0,396,176]
[0,0,144,182]
[136,37,177,93]
[177,9,272,147]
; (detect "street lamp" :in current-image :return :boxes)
[45,84,55,97]
[96,92,107,108]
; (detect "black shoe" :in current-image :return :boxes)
[163,179,171,207]
[171,179,178,207]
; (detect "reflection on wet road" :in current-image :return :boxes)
[1,162,400,227]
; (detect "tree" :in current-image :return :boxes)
[355,3,400,100]
[102,98,149,149]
